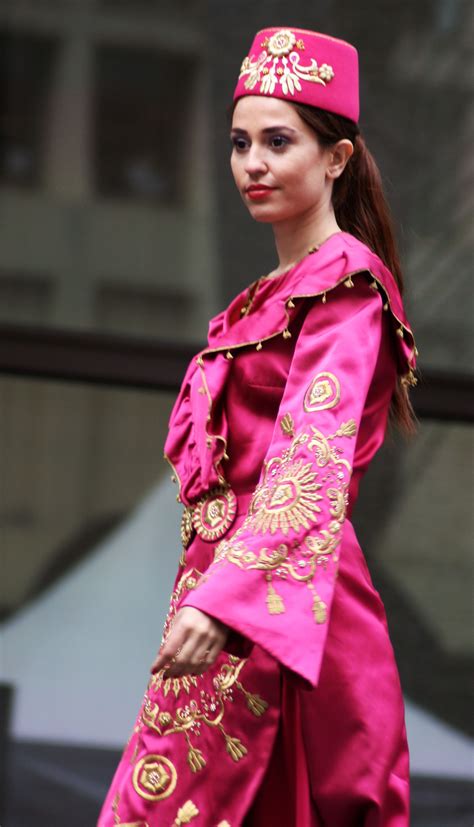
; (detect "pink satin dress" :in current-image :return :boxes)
[98,232,417,827]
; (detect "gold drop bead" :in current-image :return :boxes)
[344,277,354,288]
[322,292,327,304]
[223,452,230,461]
[226,351,234,360]
[256,341,263,351]
[397,326,404,338]
[282,328,291,339]
[196,356,204,366]
[414,346,419,356]
[383,302,389,311]
[370,280,378,290]
[287,298,295,308]
[171,475,177,484]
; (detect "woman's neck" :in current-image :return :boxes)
[270,209,341,278]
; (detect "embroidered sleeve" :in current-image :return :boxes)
[181,279,387,687]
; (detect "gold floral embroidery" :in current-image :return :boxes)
[213,418,356,620]
[132,754,177,802]
[303,371,341,412]
[246,433,322,535]
[239,29,335,96]
[144,656,267,775]
[173,800,199,825]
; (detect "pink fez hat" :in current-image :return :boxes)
[233,27,359,123]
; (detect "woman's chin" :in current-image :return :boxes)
[246,205,286,224]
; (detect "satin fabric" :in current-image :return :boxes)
[98,232,415,826]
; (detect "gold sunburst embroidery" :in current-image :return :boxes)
[247,456,322,535]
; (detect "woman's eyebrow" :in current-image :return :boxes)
[230,126,298,135]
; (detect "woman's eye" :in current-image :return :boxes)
[270,135,289,149]
[231,137,249,151]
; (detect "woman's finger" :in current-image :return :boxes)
[151,629,186,673]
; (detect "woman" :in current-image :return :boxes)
[99,27,417,827]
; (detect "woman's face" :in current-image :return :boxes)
[230,96,335,225]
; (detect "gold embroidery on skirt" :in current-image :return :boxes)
[144,656,267,776]
[131,754,177,802]
[173,800,199,825]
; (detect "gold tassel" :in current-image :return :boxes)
[266,579,285,614]
[401,370,418,388]
[280,412,295,437]
[174,799,200,825]
[311,589,327,624]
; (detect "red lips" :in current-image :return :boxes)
[246,184,275,200]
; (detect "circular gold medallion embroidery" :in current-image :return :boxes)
[303,371,340,412]
[132,754,177,802]
[192,487,237,542]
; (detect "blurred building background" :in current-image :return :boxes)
[0,0,472,825]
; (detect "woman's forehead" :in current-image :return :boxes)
[232,96,302,129]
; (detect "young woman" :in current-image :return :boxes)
[99,27,417,827]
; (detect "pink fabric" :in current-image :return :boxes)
[234,27,360,123]
[98,232,414,826]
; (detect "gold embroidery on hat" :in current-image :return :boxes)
[239,29,335,98]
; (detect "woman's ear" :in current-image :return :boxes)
[326,139,354,180]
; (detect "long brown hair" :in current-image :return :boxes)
[292,103,416,434]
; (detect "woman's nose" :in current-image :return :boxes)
[244,147,268,175]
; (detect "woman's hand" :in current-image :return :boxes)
[150,607,228,678]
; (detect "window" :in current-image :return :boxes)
[94,45,196,202]
[1,32,58,188]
